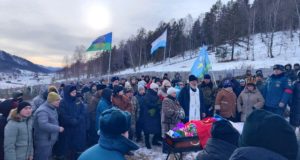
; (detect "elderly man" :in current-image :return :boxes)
[178,75,206,123]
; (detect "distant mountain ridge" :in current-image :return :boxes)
[0,50,51,73]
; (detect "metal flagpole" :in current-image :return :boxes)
[108,50,112,82]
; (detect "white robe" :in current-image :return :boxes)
[189,88,201,121]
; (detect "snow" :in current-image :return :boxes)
[0,70,53,89]
[12,56,29,66]
[117,31,300,75]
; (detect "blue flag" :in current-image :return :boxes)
[191,47,212,78]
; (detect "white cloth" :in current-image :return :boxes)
[189,88,201,121]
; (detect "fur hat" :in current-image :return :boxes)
[162,80,171,87]
[150,83,159,90]
[17,101,31,113]
[111,76,119,83]
[273,64,284,71]
[96,84,106,91]
[113,86,124,96]
[240,110,298,160]
[100,108,131,136]
[48,85,58,93]
[189,75,198,82]
[246,76,256,86]
[47,92,61,103]
[167,87,177,95]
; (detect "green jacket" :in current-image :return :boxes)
[4,109,33,160]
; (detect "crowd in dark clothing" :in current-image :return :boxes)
[0,63,300,160]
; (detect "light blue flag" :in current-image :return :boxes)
[191,47,212,78]
[151,30,167,54]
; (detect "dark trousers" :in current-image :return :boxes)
[144,133,160,148]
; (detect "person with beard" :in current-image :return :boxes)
[178,75,206,123]
[87,84,106,147]
[96,88,113,132]
[54,85,87,160]
[255,71,265,95]
[109,77,120,90]
[199,74,216,117]
[83,83,97,105]
[262,64,293,116]
[129,76,138,95]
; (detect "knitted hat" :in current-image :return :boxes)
[211,120,240,146]
[47,92,61,103]
[17,101,31,113]
[239,110,298,160]
[204,74,211,79]
[100,108,131,136]
[189,75,198,82]
[113,85,124,96]
[96,84,106,91]
[167,87,177,95]
[150,83,159,90]
[246,76,256,86]
[48,85,58,93]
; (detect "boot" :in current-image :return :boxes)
[144,134,152,149]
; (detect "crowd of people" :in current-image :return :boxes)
[0,63,299,160]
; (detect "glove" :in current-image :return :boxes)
[148,109,156,117]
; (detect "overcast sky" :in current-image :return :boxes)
[0,0,236,67]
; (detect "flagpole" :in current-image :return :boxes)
[108,50,112,82]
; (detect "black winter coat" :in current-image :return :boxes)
[196,138,237,160]
[141,89,161,134]
[230,147,288,160]
[55,85,87,156]
[178,86,206,123]
[290,81,300,126]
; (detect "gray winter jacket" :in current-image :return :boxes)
[33,102,60,147]
[32,95,46,113]
[4,109,33,160]
[237,88,264,122]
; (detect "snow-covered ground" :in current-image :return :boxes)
[0,70,53,89]
[118,31,300,75]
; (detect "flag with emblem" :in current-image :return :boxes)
[86,32,112,52]
[191,47,212,78]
